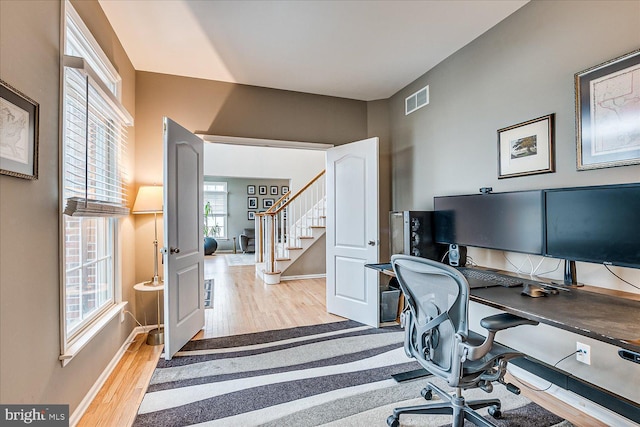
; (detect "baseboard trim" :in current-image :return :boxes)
[509,359,639,425]
[281,273,326,281]
[69,326,146,427]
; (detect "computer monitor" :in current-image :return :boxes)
[434,190,545,255]
[544,183,640,269]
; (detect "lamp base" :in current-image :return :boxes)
[147,327,164,346]
[144,277,163,287]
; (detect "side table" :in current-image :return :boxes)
[133,281,165,345]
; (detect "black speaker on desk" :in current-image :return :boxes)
[447,244,467,267]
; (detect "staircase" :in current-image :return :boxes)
[255,170,326,284]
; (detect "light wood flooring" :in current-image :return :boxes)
[78,254,603,427]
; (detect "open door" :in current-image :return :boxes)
[163,117,205,360]
[326,137,379,327]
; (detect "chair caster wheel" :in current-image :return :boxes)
[420,388,433,400]
[488,405,502,419]
[386,415,399,427]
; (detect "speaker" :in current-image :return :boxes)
[448,244,467,267]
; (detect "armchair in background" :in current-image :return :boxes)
[239,228,255,253]
[387,255,539,427]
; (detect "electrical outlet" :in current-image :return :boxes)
[576,342,591,365]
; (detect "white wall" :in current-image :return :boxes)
[203,143,326,190]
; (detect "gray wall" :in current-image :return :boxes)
[387,0,640,403]
[204,176,289,252]
[0,0,138,413]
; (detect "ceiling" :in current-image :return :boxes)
[98,0,528,101]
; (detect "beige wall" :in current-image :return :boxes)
[388,0,640,402]
[0,0,137,415]
[134,71,368,284]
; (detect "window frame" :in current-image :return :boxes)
[59,1,128,366]
[204,181,228,239]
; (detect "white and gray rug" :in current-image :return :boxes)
[224,253,256,266]
[133,321,570,427]
[203,279,213,309]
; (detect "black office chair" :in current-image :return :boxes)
[387,255,539,427]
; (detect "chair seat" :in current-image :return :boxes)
[461,331,520,377]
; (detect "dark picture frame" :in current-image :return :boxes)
[497,114,555,179]
[258,185,267,195]
[575,49,640,170]
[247,185,256,195]
[0,79,39,179]
[263,198,274,209]
[282,186,289,195]
[247,197,258,209]
[247,211,256,220]
[270,185,278,195]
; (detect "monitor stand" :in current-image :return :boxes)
[559,259,584,288]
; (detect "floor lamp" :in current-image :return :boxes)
[133,185,164,285]
[133,185,164,345]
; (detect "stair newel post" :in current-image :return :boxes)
[257,214,264,263]
[269,213,276,273]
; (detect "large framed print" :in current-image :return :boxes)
[575,49,640,170]
[1,80,39,179]
[497,114,555,179]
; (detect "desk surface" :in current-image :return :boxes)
[471,285,640,353]
[366,263,640,353]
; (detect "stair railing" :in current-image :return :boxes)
[256,170,326,275]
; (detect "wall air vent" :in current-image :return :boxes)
[405,85,429,115]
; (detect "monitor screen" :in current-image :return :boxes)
[545,184,640,269]
[434,190,544,255]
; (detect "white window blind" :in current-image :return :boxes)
[204,182,228,239]
[62,62,131,217]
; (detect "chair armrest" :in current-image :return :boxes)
[465,314,538,361]
[480,313,538,332]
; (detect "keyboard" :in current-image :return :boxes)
[458,268,524,289]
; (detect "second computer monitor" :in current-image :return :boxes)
[434,190,545,255]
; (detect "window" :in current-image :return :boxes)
[204,182,228,239]
[60,2,132,359]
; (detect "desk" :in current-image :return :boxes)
[134,281,164,345]
[366,263,640,353]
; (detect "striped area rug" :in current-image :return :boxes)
[133,320,570,427]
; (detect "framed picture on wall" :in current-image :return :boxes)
[0,79,39,180]
[248,211,256,220]
[263,198,274,209]
[497,114,555,179]
[270,185,278,195]
[282,186,289,195]
[258,185,267,195]
[575,49,640,170]
[247,185,256,195]
[248,197,258,209]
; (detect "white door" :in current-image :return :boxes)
[326,137,379,327]
[163,117,205,360]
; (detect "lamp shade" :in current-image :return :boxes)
[132,185,163,214]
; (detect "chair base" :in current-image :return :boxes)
[387,382,502,427]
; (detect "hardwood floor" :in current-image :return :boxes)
[78,254,603,427]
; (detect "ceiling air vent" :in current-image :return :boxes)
[405,85,429,115]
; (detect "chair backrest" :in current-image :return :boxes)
[243,228,255,239]
[391,255,470,383]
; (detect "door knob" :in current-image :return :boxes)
[170,247,180,254]
[368,240,376,246]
